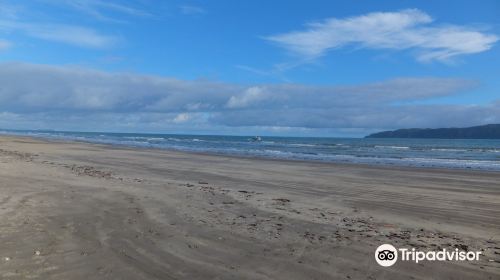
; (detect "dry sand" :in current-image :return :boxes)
[0,135,499,279]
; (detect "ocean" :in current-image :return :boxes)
[2,130,500,171]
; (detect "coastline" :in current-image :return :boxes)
[0,135,499,279]
[2,133,500,174]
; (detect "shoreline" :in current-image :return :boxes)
[0,135,499,279]
[2,133,500,174]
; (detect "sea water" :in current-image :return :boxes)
[2,130,500,171]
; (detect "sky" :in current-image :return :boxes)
[0,0,499,137]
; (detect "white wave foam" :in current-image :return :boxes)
[375,145,410,149]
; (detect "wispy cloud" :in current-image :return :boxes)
[266,9,498,62]
[0,0,161,48]
[0,40,12,50]
[0,2,20,19]
[30,24,117,48]
[43,0,153,22]
[235,65,292,82]
[179,5,206,15]
[0,20,117,48]
[1,62,496,133]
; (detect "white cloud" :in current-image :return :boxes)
[266,9,498,62]
[0,62,497,133]
[226,87,268,108]
[46,0,153,22]
[173,113,192,123]
[30,24,117,48]
[0,20,117,48]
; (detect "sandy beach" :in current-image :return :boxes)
[0,135,499,279]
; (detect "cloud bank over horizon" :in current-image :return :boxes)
[0,62,498,136]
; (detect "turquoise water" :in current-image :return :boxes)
[2,130,500,170]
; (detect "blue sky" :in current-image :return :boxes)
[0,0,499,136]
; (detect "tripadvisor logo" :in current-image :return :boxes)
[375,244,482,267]
[375,244,398,267]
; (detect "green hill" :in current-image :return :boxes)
[365,124,500,139]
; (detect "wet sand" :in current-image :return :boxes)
[0,135,499,279]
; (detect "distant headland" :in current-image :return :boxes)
[365,124,500,139]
